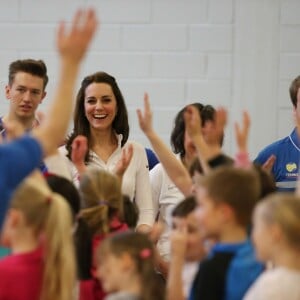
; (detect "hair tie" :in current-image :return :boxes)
[140,248,152,259]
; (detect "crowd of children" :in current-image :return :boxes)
[0,7,300,300]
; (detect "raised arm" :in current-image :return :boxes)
[184,105,226,173]
[137,93,192,196]
[33,9,98,156]
[234,111,252,168]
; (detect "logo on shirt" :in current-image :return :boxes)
[286,163,297,172]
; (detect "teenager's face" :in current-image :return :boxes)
[5,72,46,121]
[195,186,223,239]
[172,211,206,262]
[251,211,274,262]
[96,252,125,293]
[84,82,118,132]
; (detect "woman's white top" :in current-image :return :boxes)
[54,135,154,227]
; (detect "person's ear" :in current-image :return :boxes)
[269,223,283,243]
[8,209,23,228]
[5,84,11,100]
[121,253,135,272]
[219,203,234,223]
[39,91,47,103]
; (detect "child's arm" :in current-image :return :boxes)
[184,106,226,173]
[33,10,98,157]
[137,93,192,196]
[167,226,188,300]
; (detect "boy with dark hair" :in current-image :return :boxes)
[2,59,49,134]
[190,166,264,300]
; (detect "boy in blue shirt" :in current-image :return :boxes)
[190,166,264,300]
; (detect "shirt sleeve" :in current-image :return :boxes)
[0,135,43,228]
[132,143,155,227]
[150,164,164,220]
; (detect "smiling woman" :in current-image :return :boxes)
[63,71,154,232]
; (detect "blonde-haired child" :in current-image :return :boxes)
[77,168,128,300]
[244,193,300,299]
[0,172,76,300]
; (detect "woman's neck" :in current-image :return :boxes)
[90,127,117,147]
[90,127,118,163]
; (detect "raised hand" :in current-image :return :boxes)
[170,225,188,259]
[136,93,154,136]
[262,154,276,173]
[203,107,227,146]
[57,9,98,63]
[114,144,134,181]
[234,111,250,153]
[71,135,88,175]
[184,105,203,141]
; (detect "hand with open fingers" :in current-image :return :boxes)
[114,144,134,179]
[71,135,88,175]
[136,93,154,136]
[184,105,203,141]
[57,8,98,63]
[262,154,276,173]
[234,111,250,153]
[170,226,188,258]
[204,107,227,146]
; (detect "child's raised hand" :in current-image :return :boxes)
[114,144,134,181]
[57,9,98,63]
[234,111,250,153]
[170,226,188,259]
[136,93,154,136]
[203,107,227,147]
[262,154,276,173]
[71,135,88,175]
[184,105,203,141]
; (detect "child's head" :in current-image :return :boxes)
[1,172,76,300]
[96,231,161,300]
[195,166,260,239]
[46,174,81,221]
[172,196,206,262]
[252,193,300,262]
[79,168,123,234]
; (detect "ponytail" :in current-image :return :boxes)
[41,193,76,300]
[80,204,109,235]
[10,173,76,300]
[79,168,123,235]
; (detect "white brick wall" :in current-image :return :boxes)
[0,0,299,158]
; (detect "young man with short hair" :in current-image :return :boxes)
[1,59,48,134]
